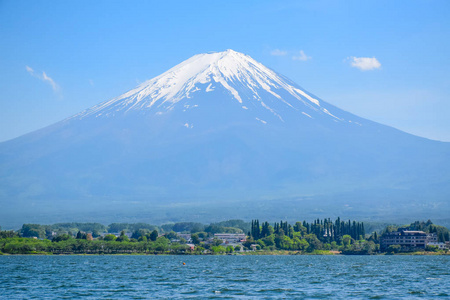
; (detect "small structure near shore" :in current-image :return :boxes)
[214,233,246,244]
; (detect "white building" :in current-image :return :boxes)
[214,233,246,243]
[177,233,192,242]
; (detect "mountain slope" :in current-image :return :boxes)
[0,50,449,227]
[72,49,342,123]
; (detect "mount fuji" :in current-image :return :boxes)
[1,50,449,227]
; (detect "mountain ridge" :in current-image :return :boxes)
[70,50,351,126]
[0,49,449,227]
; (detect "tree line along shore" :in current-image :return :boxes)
[0,219,449,255]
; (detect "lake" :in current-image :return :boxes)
[0,255,449,299]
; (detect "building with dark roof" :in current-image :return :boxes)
[380,230,437,251]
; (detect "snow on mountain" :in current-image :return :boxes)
[72,49,342,123]
[1,49,449,227]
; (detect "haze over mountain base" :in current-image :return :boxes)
[1,189,449,230]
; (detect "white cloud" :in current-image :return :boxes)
[42,72,58,91]
[25,65,34,74]
[348,56,381,71]
[292,50,311,61]
[25,65,59,92]
[270,49,287,56]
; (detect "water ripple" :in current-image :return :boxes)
[0,255,449,299]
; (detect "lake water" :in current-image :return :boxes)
[0,255,449,299]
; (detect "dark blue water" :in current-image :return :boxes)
[0,255,449,299]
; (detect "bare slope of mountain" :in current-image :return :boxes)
[1,50,449,227]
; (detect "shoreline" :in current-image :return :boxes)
[1,250,448,256]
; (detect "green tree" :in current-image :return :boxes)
[304,234,322,252]
[0,230,19,239]
[20,224,46,239]
[164,231,178,240]
[52,234,71,242]
[211,245,226,254]
[107,223,129,233]
[387,244,401,254]
[362,241,376,254]
[171,222,204,233]
[331,241,338,250]
[261,235,275,247]
[104,234,116,241]
[138,235,148,242]
[197,232,209,239]
[426,245,439,252]
[211,238,223,247]
[116,231,129,242]
[438,232,445,243]
[342,235,352,249]
[153,236,169,252]
[194,245,205,253]
[131,229,148,240]
[191,234,200,245]
[149,230,158,241]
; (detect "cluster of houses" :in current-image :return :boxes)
[380,229,449,251]
[98,231,253,251]
[176,233,252,251]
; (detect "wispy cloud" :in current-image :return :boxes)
[25,65,59,92]
[292,50,311,61]
[271,49,312,61]
[270,49,288,56]
[42,72,58,91]
[348,56,381,71]
[26,65,34,74]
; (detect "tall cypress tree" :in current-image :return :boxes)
[256,220,260,240]
[347,220,351,236]
[439,232,445,243]
[251,220,254,238]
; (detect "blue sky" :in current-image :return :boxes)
[1,0,449,141]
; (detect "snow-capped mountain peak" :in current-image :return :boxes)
[2,51,450,227]
[73,49,342,123]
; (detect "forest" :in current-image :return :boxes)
[0,219,448,255]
